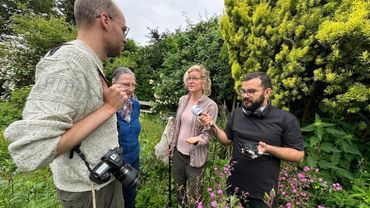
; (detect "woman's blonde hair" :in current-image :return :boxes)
[183,65,212,96]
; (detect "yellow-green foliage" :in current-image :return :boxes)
[220,0,370,122]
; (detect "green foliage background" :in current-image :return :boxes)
[220,0,370,126]
[0,0,369,207]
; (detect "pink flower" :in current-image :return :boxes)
[211,201,217,207]
[332,183,342,191]
[217,189,223,195]
[303,166,310,172]
[197,202,203,208]
[210,192,216,199]
[297,173,306,180]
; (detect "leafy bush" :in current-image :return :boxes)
[326,166,370,208]
[0,86,31,128]
[301,114,365,184]
[0,14,76,97]
[220,0,370,127]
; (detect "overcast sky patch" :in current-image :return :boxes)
[116,0,225,45]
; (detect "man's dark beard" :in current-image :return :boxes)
[243,95,264,112]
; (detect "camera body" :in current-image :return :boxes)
[241,143,260,159]
[240,142,270,159]
[90,147,139,189]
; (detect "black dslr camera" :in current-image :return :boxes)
[90,147,139,189]
[241,142,270,159]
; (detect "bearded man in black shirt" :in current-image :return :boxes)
[200,72,304,208]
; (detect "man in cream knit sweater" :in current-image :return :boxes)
[4,0,130,207]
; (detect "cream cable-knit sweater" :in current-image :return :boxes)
[4,40,118,192]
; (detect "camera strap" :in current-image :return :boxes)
[70,144,93,172]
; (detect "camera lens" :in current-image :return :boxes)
[114,164,140,189]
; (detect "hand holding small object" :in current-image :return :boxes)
[185,136,200,145]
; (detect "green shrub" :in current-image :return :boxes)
[301,114,367,185]
[0,86,31,128]
[220,0,370,127]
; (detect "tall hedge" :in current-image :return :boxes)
[220,0,370,128]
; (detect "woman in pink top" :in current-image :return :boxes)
[169,65,218,207]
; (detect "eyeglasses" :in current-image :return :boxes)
[96,13,130,37]
[238,88,258,96]
[187,77,202,82]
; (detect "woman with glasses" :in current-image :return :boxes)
[112,67,141,208]
[169,65,218,207]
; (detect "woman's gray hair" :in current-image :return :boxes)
[183,64,212,96]
[112,67,135,82]
[74,0,119,28]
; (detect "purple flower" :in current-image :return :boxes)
[298,173,306,180]
[211,201,217,207]
[197,202,203,208]
[332,183,342,191]
[217,189,223,195]
[303,166,310,172]
[210,192,216,199]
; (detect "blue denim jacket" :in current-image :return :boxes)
[116,99,141,164]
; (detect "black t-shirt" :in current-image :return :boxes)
[224,106,304,199]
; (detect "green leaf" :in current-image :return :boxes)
[320,122,336,127]
[341,143,362,155]
[307,156,318,167]
[336,167,354,180]
[318,160,337,169]
[326,127,346,136]
[321,142,335,152]
[317,127,324,141]
[301,124,316,132]
[309,136,320,146]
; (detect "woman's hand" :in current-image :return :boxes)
[199,113,214,127]
[185,136,201,145]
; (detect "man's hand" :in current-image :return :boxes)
[103,84,129,112]
[257,141,269,154]
[257,141,304,163]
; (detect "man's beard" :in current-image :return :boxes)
[242,94,265,112]
[107,42,123,58]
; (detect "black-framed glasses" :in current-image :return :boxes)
[238,88,258,96]
[96,13,130,37]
